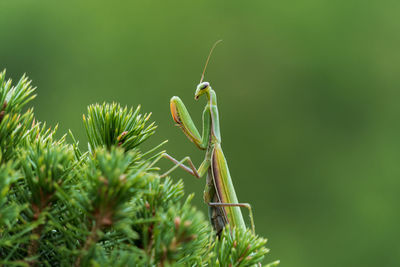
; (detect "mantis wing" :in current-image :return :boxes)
[211,144,246,230]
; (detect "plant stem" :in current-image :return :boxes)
[74,223,99,267]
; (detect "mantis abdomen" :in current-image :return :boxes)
[209,143,246,232]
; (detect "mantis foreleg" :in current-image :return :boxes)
[170,96,211,149]
[159,96,212,177]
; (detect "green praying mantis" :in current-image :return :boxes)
[160,41,255,235]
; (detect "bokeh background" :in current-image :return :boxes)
[1,1,399,266]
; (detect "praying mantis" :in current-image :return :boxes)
[160,41,255,235]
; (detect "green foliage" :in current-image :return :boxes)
[0,71,277,266]
[19,127,74,213]
[0,70,35,163]
[209,226,280,267]
[83,103,156,153]
[0,162,20,228]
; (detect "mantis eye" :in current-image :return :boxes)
[200,82,209,90]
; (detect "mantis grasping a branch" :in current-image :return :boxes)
[161,41,255,235]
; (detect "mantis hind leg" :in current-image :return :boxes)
[208,202,255,234]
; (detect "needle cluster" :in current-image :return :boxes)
[0,70,277,266]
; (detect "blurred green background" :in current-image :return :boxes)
[1,1,399,266]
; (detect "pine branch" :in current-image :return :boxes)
[0,70,36,163]
[83,102,157,153]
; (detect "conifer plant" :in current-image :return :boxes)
[0,70,278,266]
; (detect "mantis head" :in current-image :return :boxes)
[194,40,221,100]
[194,82,210,100]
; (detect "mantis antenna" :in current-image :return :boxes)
[200,40,223,83]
